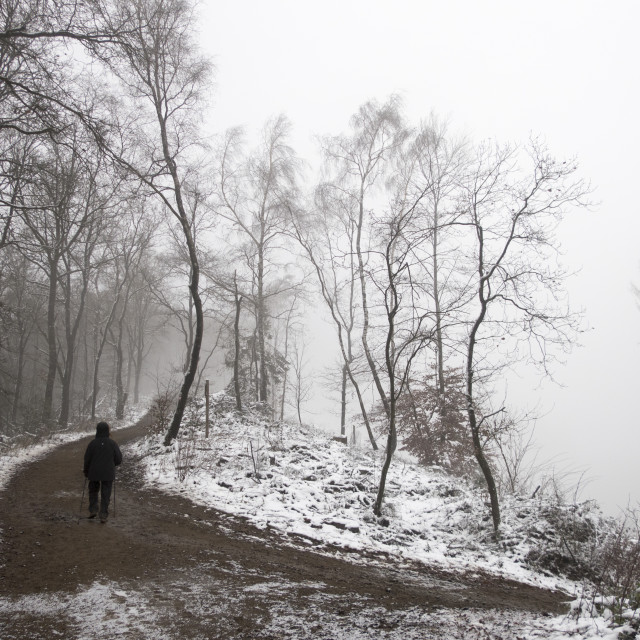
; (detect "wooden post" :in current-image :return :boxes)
[205,379,210,438]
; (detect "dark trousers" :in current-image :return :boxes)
[88,480,113,516]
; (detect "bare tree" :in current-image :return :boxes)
[412,117,470,398]
[460,139,589,531]
[0,247,42,427]
[368,146,441,515]
[1,0,135,138]
[126,258,162,405]
[291,210,379,450]
[15,134,108,425]
[98,0,212,445]
[321,97,407,419]
[288,332,312,425]
[314,186,361,437]
[216,115,301,404]
[232,272,243,411]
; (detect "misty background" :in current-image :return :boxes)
[200,0,640,514]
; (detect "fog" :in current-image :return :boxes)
[199,0,640,514]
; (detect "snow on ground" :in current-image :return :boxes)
[132,402,572,591]
[1,432,88,494]
[0,574,625,640]
[0,408,146,498]
[124,397,637,639]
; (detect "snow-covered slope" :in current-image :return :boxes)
[127,399,640,637]
[131,398,636,616]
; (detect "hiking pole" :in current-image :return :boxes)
[113,473,116,519]
[78,476,87,524]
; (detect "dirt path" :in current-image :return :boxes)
[0,415,570,638]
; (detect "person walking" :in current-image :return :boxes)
[83,421,122,523]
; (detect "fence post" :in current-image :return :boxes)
[205,379,210,438]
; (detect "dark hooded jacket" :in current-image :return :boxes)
[83,423,122,481]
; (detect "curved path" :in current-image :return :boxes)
[0,415,569,638]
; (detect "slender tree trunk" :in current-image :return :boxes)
[59,262,90,427]
[296,389,303,426]
[158,131,204,446]
[81,312,90,414]
[233,273,243,412]
[356,186,390,417]
[279,338,288,421]
[125,346,132,398]
[115,313,126,419]
[114,277,134,420]
[164,270,203,444]
[257,248,268,403]
[133,323,144,405]
[432,203,446,398]
[58,270,74,427]
[374,407,397,516]
[279,296,297,421]
[91,357,101,419]
[42,256,59,425]
[373,250,399,516]
[11,330,27,423]
[340,364,347,436]
[91,298,119,419]
[466,271,501,532]
[251,326,259,401]
[183,264,195,373]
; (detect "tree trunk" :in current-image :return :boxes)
[115,316,125,419]
[91,296,119,419]
[340,363,347,436]
[432,203,446,399]
[356,187,390,417]
[59,260,90,427]
[296,390,303,426]
[468,399,501,532]
[466,282,501,532]
[374,410,397,516]
[257,248,268,403]
[58,266,74,426]
[42,256,58,425]
[373,257,399,516]
[11,330,27,424]
[133,325,144,405]
[279,296,297,421]
[233,273,243,412]
[164,268,203,444]
[156,102,204,446]
[114,279,132,421]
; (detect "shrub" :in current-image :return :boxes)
[149,381,178,436]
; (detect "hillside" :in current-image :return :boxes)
[132,395,639,638]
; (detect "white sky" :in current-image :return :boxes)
[197,0,640,514]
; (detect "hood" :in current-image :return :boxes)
[96,421,110,437]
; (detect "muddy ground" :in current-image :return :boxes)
[0,414,570,638]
